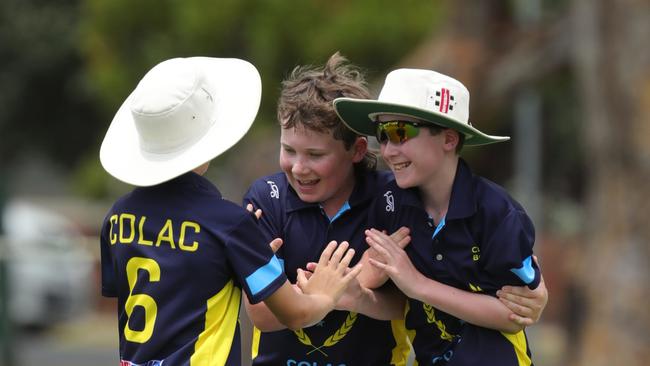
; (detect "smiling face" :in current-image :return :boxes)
[377,114,458,189]
[279,124,367,216]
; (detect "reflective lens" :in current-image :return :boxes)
[376,121,422,144]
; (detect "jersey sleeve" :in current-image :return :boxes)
[481,208,541,290]
[224,212,287,304]
[99,213,117,297]
[242,178,285,258]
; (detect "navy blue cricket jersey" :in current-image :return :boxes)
[100,172,287,366]
[371,159,540,366]
[243,171,411,366]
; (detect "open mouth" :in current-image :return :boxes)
[297,178,319,186]
[392,162,411,171]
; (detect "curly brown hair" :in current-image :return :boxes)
[277,52,377,173]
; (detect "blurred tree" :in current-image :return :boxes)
[0,0,101,170]
[79,0,441,114]
[571,0,650,364]
[75,0,441,198]
[0,0,445,198]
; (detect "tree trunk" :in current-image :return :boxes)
[571,0,650,364]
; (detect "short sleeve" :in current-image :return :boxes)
[224,213,287,304]
[481,208,540,290]
[242,177,286,261]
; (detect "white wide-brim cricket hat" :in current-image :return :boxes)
[334,68,509,146]
[100,57,262,186]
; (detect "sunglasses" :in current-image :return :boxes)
[375,121,423,144]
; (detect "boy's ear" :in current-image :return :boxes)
[443,129,460,152]
[351,136,368,163]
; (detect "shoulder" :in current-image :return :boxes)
[370,170,399,194]
[243,173,293,221]
[246,172,288,200]
[103,189,139,221]
[474,176,521,210]
[376,173,416,205]
[369,172,418,223]
[369,169,395,186]
[207,197,261,236]
[472,175,531,227]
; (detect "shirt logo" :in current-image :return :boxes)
[384,191,394,212]
[434,88,455,114]
[293,312,357,357]
[471,245,480,261]
[266,180,279,199]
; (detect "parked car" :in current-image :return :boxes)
[1,200,94,328]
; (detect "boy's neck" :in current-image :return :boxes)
[420,156,458,224]
[321,171,357,218]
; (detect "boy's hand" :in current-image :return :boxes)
[301,263,365,312]
[296,241,362,306]
[358,227,410,289]
[497,256,548,326]
[268,238,283,253]
[365,227,411,263]
[365,228,423,299]
[245,203,263,220]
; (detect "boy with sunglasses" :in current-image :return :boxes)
[335,68,544,365]
[244,56,547,366]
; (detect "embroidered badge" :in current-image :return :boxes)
[423,303,456,341]
[471,245,480,261]
[434,88,455,114]
[384,190,395,212]
[293,312,358,357]
[266,180,279,199]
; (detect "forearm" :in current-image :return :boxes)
[264,281,336,330]
[358,250,390,289]
[410,275,524,333]
[349,283,405,320]
[244,295,286,332]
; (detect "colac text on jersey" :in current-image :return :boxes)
[107,213,201,252]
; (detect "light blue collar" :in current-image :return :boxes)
[324,201,351,222]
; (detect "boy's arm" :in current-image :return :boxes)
[305,262,406,320]
[339,280,406,320]
[366,229,540,333]
[263,241,362,330]
[241,184,288,331]
[497,257,548,326]
[240,217,286,331]
[244,281,300,331]
[409,275,524,333]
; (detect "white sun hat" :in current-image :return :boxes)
[334,68,509,146]
[100,57,262,186]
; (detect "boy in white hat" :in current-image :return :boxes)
[98,57,362,366]
[243,55,546,366]
[335,69,543,365]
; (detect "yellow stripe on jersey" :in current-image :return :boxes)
[190,280,241,366]
[251,326,261,360]
[500,330,532,366]
[404,302,418,366]
[390,318,411,366]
